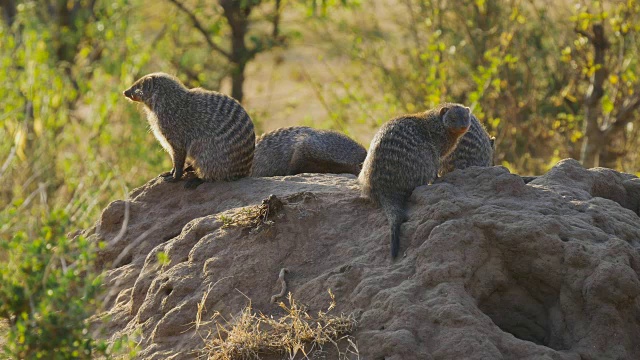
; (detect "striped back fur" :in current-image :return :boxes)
[252,126,367,177]
[189,88,255,180]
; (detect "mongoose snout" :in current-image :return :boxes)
[449,126,471,135]
[123,84,145,102]
[439,105,494,177]
[122,89,138,101]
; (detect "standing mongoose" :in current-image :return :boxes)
[359,104,471,258]
[251,126,367,177]
[438,105,494,176]
[123,72,255,188]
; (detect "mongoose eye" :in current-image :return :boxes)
[134,89,143,97]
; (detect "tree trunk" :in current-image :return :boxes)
[580,124,605,168]
[231,64,246,103]
[579,24,608,168]
[272,0,281,38]
[219,0,253,102]
[0,0,17,26]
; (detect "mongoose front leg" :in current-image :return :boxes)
[164,150,187,183]
[160,163,194,178]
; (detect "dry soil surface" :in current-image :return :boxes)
[86,159,640,359]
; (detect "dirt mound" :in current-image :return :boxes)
[86,158,640,359]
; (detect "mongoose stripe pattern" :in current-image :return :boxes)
[439,106,494,176]
[124,73,255,188]
[251,126,367,177]
[359,104,471,258]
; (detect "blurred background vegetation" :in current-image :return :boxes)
[1,0,639,356]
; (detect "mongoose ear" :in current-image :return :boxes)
[439,107,450,117]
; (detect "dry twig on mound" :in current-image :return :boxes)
[219,194,284,233]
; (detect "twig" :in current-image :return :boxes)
[110,225,151,269]
[0,147,16,180]
[270,268,290,303]
[166,0,231,59]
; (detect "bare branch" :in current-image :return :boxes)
[170,58,201,88]
[149,24,168,50]
[0,147,16,180]
[574,28,594,42]
[608,91,640,135]
[166,0,231,59]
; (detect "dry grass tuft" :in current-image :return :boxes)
[203,291,358,360]
[218,194,284,233]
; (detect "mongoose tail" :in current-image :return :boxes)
[379,195,407,258]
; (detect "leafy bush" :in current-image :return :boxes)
[0,1,146,356]
[0,209,106,358]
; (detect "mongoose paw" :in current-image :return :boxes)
[163,176,181,183]
[159,171,173,178]
[184,178,204,189]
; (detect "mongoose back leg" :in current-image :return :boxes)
[184,178,204,189]
[292,158,359,175]
[159,164,194,179]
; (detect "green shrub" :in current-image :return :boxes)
[0,209,106,359]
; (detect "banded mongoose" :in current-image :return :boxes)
[439,105,494,176]
[251,126,367,177]
[359,104,472,258]
[123,72,255,188]
[440,127,539,184]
